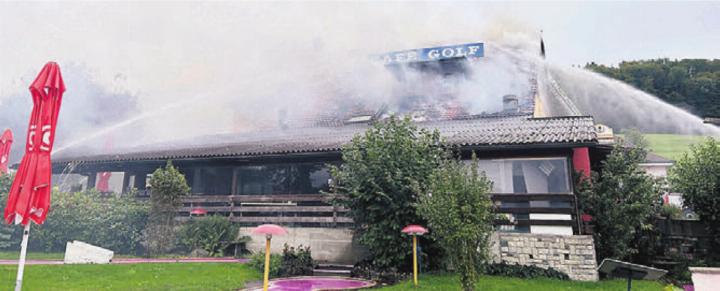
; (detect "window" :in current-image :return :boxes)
[191,167,233,195]
[472,157,571,194]
[235,162,331,195]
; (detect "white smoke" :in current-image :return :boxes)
[1,2,716,160]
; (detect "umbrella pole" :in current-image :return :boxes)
[15,224,30,291]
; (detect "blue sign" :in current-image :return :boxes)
[378,42,484,65]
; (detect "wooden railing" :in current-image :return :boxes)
[177,193,578,230]
[178,194,351,227]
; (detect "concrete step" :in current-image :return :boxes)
[313,269,352,277]
[314,263,353,277]
[316,263,354,270]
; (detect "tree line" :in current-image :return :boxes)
[585,59,720,118]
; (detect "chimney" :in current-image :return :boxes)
[503,94,519,113]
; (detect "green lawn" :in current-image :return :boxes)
[0,263,259,291]
[0,251,210,261]
[0,251,64,260]
[378,274,664,291]
[643,134,709,161]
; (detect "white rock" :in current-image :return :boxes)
[63,241,114,264]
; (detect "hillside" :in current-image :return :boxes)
[585,59,720,119]
[643,134,708,161]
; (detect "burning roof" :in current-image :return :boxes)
[52,115,597,165]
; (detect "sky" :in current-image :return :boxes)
[1,1,718,100]
[0,1,718,154]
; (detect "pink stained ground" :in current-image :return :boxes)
[248,277,374,291]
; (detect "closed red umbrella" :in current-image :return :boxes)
[4,62,65,226]
[97,172,112,192]
[0,129,12,174]
[3,62,65,291]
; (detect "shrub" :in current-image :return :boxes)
[417,156,494,291]
[250,251,282,277]
[0,173,16,249]
[351,259,406,284]
[30,189,149,254]
[144,160,190,255]
[659,204,683,219]
[480,262,570,280]
[280,244,315,276]
[669,138,720,263]
[177,215,239,257]
[576,142,660,262]
[329,116,447,272]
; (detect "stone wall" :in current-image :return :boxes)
[239,227,363,264]
[489,232,599,281]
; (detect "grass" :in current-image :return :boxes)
[642,134,709,161]
[377,274,664,290]
[0,251,222,261]
[0,263,259,291]
[0,251,64,260]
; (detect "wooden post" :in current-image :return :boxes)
[263,235,272,291]
[413,235,418,287]
[332,205,338,228]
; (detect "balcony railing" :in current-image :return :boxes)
[176,192,578,230]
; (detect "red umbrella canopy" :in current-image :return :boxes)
[190,208,208,216]
[251,224,288,237]
[0,129,13,174]
[402,225,428,236]
[4,62,65,225]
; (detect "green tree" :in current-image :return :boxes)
[669,138,720,262]
[144,161,190,255]
[417,156,494,291]
[577,143,660,262]
[330,116,447,271]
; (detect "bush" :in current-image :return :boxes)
[669,138,720,262]
[330,116,447,272]
[177,215,240,257]
[480,263,570,280]
[280,244,315,276]
[351,259,406,284]
[576,143,660,262]
[417,156,494,291]
[144,161,190,255]
[0,173,16,249]
[250,251,282,277]
[30,189,149,254]
[659,205,683,219]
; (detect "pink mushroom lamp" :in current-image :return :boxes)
[190,207,207,217]
[402,224,428,287]
[252,224,288,291]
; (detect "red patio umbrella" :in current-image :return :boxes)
[4,62,65,225]
[97,172,112,192]
[3,62,65,291]
[0,129,13,174]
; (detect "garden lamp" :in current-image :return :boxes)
[251,224,287,291]
[402,224,428,287]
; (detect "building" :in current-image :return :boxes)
[50,42,607,280]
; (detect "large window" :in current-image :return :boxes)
[472,157,571,194]
[234,162,331,195]
[190,167,233,195]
